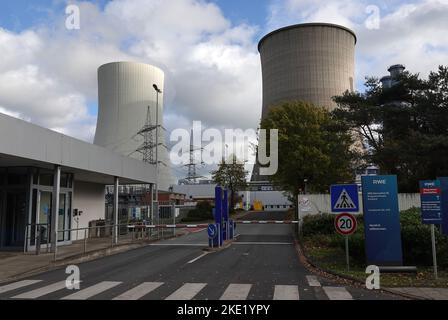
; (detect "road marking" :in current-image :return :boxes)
[220,284,252,300]
[149,244,208,247]
[0,280,42,295]
[234,242,293,245]
[187,252,209,264]
[306,275,321,287]
[61,281,122,300]
[12,281,66,299]
[323,287,353,300]
[113,282,163,300]
[273,285,300,300]
[165,283,207,300]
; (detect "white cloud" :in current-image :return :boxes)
[267,0,448,88]
[0,0,262,150]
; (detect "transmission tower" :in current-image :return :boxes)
[183,130,205,184]
[135,106,158,165]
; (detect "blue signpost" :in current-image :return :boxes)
[362,175,403,266]
[330,184,360,213]
[437,177,448,236]
[208,224,220,248]
[421,180,442,279]
[420,180,442,225]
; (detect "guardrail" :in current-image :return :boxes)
[25,222,185,261]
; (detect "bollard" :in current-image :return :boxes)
[36,226,41,256]
[84,229,87,254]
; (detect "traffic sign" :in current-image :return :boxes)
[208,224,217,239]
[331,184,359,213]
[420,180,442,225]
[334,213,357,236]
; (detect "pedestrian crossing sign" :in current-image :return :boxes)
[331,184,359,213]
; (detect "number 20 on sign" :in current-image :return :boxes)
[335,213,357,236]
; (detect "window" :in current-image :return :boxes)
[39,174,54,186]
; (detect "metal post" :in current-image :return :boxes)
[431,224,438,280]
[345,236,350,272]
[82,229,86,254]
[173,205,176,237]
[36,225,41,256]
[51,165,61,254]
[113,177,119,244]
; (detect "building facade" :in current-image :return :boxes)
[0,113,156,252]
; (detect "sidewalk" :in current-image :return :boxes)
[0,229,189,284]
[387,287,448,300]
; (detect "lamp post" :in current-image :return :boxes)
[153,84,162,227]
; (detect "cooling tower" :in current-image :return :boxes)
[259,23,356,117]
[252,23,357,182]
[94,61,173,190]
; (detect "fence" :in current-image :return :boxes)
[298,193,421,216]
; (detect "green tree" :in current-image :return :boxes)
[333,66,448,192]
[211,155,248,213]
[260,101,356,199]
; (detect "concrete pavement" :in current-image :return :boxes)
[0,211,405,300]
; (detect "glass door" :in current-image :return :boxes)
[58,193,72,242]
[38,191,52,245]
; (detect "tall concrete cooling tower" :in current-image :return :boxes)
[259,23,356,117]
[94,61,173,190]
[252,23,356,181]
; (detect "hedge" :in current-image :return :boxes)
[302,208,448,267]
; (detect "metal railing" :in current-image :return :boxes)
[24,222,181,261]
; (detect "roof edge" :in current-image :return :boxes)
[258,23,357,52]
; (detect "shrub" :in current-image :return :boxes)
[182,202,214,222]
[302,208,448,267]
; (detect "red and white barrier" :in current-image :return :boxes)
[127,221,300,229]
[128,224,209,229]
[236,221,300,225]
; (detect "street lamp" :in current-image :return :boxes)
[153,84,162,226]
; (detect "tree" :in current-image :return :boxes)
[211,155,248,213]
[260,101,356,201]
[333,66,448,192]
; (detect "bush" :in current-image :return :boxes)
[302,208,448,267]
[182,202,214,222]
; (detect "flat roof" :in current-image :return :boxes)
[258,23,357,52]
[0,113,157,185]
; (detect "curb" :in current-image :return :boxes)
[294,239,428,300]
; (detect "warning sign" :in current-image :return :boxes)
[331,184,360,213]
[334,189,356,209]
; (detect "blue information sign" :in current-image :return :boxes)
[437,177,448,235]
[420,180,442,225]
[330,184,359,213]
[208,224,217,239]
[362,175,403,266]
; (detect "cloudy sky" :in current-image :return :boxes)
[1,0,447,180]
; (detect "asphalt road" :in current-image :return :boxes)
[0,211,402,300]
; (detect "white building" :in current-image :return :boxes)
[0,113,157,252]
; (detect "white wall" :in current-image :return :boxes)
[71,181,106,240]
[298,193,421,216]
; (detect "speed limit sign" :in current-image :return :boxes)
[335,213,357,236]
